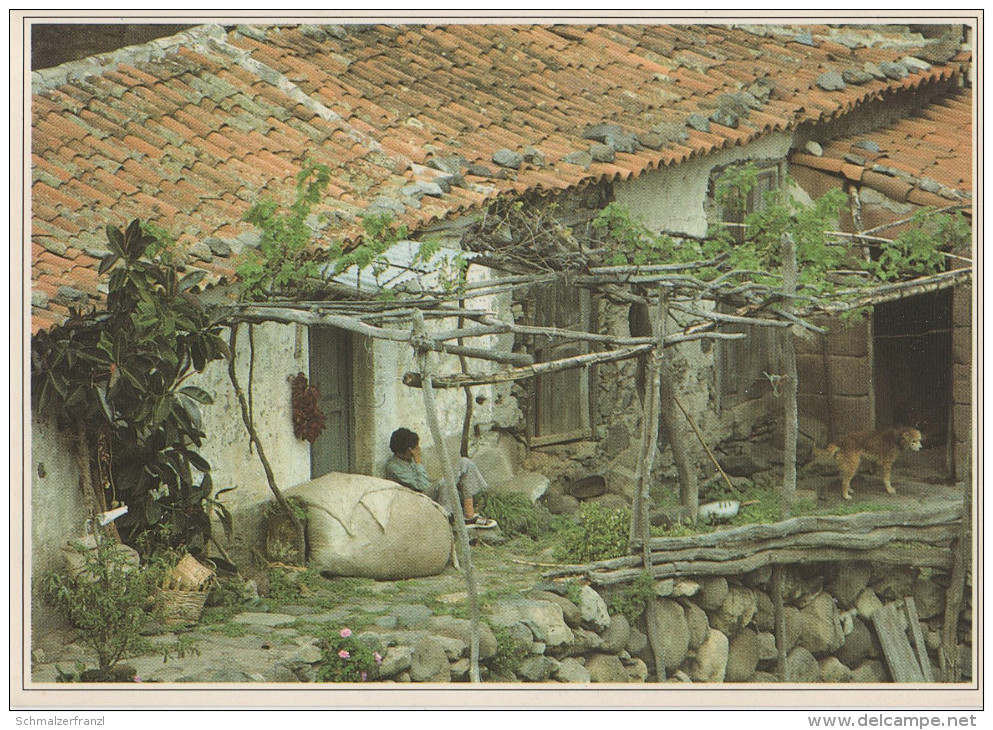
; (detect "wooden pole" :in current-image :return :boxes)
[939,480,972,682]
[773,565,787,678]
[780,233,799,520]
[629,291,666,552]
[633,286,669,682]
[412,312,482,683]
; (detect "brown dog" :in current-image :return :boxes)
[811,427,923,500]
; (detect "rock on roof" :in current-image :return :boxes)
[30,22,969,331]
[790,86,972,208]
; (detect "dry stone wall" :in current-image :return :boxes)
[321,560,970,684]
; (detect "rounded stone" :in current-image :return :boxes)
[829,562,872,609]
[586,653,629,683]
[785,646,819,683]
[726,628,761,683]
[579,585,611,632]
[517,655,559,682]
[852,659,890,683]
[697,576,729,612]
[836,617,880,669]
[855,588,884,620]
[684,600,710,650]
[819,656,853,683]
[711,587,758,640]
[554,657,592,683]
[691,629,729,683]
[798,593,845,656]
[647,598,690,671]
[601,613,631,654]
[589,143,616,163]
[410,637,450,683]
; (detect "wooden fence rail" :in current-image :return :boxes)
[544,504,964,585]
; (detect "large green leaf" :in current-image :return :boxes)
[178,385,213,405]
[105,224,125,257]
[186,450,211,474]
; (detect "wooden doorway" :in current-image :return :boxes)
[309,326,354,478]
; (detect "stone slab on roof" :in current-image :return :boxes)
[790,86,972,209]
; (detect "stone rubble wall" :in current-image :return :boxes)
[279,561,970,684]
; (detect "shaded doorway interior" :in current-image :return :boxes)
[309,326,354,478]
[873,290,953,476]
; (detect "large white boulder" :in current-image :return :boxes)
[284,473,453,580]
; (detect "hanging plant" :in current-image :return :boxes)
[290,372,327,444]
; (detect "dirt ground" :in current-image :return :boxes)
[26,446,966,685]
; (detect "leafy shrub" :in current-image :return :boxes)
[315,627,381,683]
[476,492,551,538]
[607,570,656,624]
[553,502,632,563]
[40,533,167,680]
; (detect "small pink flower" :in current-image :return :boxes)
[338,649,350,659]
[340,628,352,638]
[133,676,143,683]
[360,671,367,682]
[374,651,383,665]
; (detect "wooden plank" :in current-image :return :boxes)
[904,597,934,682]
[871,601,926,683]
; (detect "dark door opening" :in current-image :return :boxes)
[873,291,953,462]
[309,327,354,478]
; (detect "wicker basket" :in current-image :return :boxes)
[156,585,211,626]
[168,554,215,591]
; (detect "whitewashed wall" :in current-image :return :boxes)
[30,415,91,577]
[612,131,793,238]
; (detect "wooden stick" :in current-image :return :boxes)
[413,313,482,683]
[940,482,972,681]
[629,290,665,552]
[642,289,669,682]
[858,204,971,236]
[673,394,733,499]
[805,268,972,314]
[587,545,954,584]
[773,565,786,679]
[403,344,653,388]
[780,233,799,519]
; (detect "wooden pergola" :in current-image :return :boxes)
[215,212,973,683]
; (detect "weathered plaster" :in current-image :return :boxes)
[30,414,90,577]
[612,132,794,238]
[190,321,313,515]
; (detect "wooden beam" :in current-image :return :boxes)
[403,345,653,389]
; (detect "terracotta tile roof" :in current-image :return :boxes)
[30,23,969,332]
[790,86,972,208]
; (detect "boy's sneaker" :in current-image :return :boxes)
[465,514,498,529]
